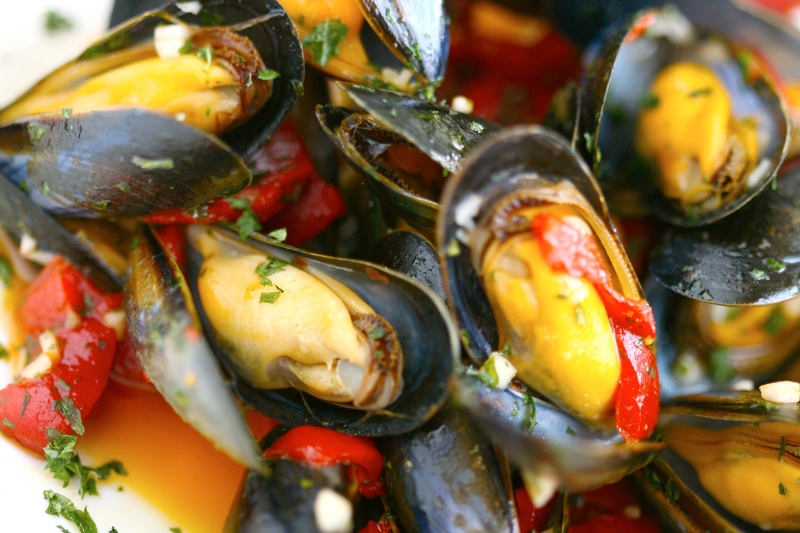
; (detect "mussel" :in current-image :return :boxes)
[183,225,456,435]
[579,5,791,227]
[0,0,304,217]
[639,390,800,531]
[318,84,497,232]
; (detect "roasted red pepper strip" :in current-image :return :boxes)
[0,318,116,454]
[20,257,122,337]
[154,225,187,272]
[261,174,347,246]
[359,520,393,533]
[143,122,315,225]
[531,214,659,442]
[515,487,556,533]
[570,479,663,533]
[264,425,384,498]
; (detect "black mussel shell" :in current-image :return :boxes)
[651,162,800,306]
[0,173,121,292]
[187,226,458,436]
[378,401,519,533]
[371,231,446,303]
[0,109,251,217]
[125,225,265,472]
[580,6,790,227]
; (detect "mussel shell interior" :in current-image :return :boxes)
[188,226,458,436]
[650,162,800,306]
[436,125,610,364]
[583,7,790,227]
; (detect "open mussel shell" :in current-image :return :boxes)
[0,173,121,292]
[580,6,791,227]
[0,0,304,216]
[455,375,664,495]
[0,108,251,217]
[643,391,800,531]
[187,225,458,436]
[651,161,800,306]
[436,125,627,364]
[371,231,446,303]
[125,225,265,472]
[647,276,800,399]
[357,0,449,84]
[317,86,496,231]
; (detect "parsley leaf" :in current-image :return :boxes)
[260,291,282,304]
[267,228,288,242]
[52,398,85,435]
[43,491,98,533]
[257,69,281,81]
[255,258,288,285]
[228,198,262,240]
[368,326,387,340]
[302,19,349,67]
[639,93,660,109]
[196,45,214,71]
[131,156,174,170]
[0,257,13,287]
[522,388,537,435]
[178,39,194,54]
[44,434,127,499]
[45,10,72,33]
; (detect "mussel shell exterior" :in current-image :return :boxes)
[580,7,791,227]
[125,225,265,472]
[436,125,626,364]
[378,401,520,533]
[371,231,446,304]
[455,375,664,494]
[188,226,458,436]
[651,162,800,306]
[0,173,121,292]
[0,108,251,217]
[356,0,449,84]
[662,390,800,424]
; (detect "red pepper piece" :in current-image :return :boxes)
[261,174,347,246]
[143,122,315,225]
[745,0,800,13]
[359,519,393,533]
[154,225,187,272]
[531,213,659,442]
[570,513,663,533]
[515,486,556,533]
[613,324,660,443]
[0,318,116,454]
[20,258,123,337]
[531,214,656,340]
[264,425,384,498]
[109,333,150,389]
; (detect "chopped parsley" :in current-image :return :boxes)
[44,434,127,499]
[460,329,470,346]
[45,10,72,32]
[27,123,47,143]
[665,479,680,502]
[257,69,281,81]
[61,108,72,119]
[131,156,174,170]
[750,268,768,281]
[0,257,13,287]
[708,347,733,384]
[196,45,214,71]
[385,8,395,23]
[566,425,577,436]
[2,418,14,428]
[260,291,283,304]
[255,258,288,285]
[502,343,512,357]
[446,239,460,257]
[170,528,183,533]
[41,181,52,196]
[267,228,288,242]
[639,93,660,109]
[689,87,712,98]
[766,258,785,271]
[227,197,262,240]
[780,482,787,495]
[293,80,305,97]
[178,39,194,54]
[301,19,349,67]
[299,479,315,489]
[20,391,30,419]
[43,491,97,533]
[779,436,787,462]
[368,326,387,340]
[523,388,537,435]
[0,344,8,359]
[199,8,226,26]
[467,356,499,388]
[52,397,85,435]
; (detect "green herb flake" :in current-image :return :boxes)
[566,426,577,436]
[645,467,661,490]
[255,258,288,285]
[575,305,586,326]
[465,366,494,387]
[44,434,127,498]
[779,435,787,462]
[40,181,52,197]
[52,398,85,435]
[510,399,519,417]
[410,43,421,61]
[116,183,130,193]
[91,200,110,212]
[665,479,680,502]
[267,228,288,242]
[460,329,470,346]
[61,108,72,119]
[780,482,787,495]
[131,156,174,170]
[2,418,14,428]
[767,258,785,272]
[236,210,261,241]
[765,307,787,336]
[45,10,72,32]
[199,8,226,26]
[260,291,282,304]
[258,69,281,81]
[502,343,512,357]
[43,491,98,533]
[639,93,660,109]
[293,80,305,97]
[178,40,194,54]
[446,239,460,257]
[368,326,387,340]
[523,389,537,435]
[689,87,712,98]
[129,237,141,251]
[708,347,733,384]
[470,122,485,133]
[385,8,395,23]
[20,392,30,419]
[27,123,47,143]
[196,45,214,71]
[301,19,349,67]
[299,479,315,489]
[750,268,768,281]
[0,344,8,359]
[758,397,779,410]
[390,108,398,118]
[0,257,14,287]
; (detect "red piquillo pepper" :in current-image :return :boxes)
[569,478,663,533]
[1,258,119,453]
[359,519,393,533]
[531,214,659,442]
[264,425,385,498]
[515,486,556,533]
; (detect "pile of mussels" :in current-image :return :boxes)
[3,0,800,531]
